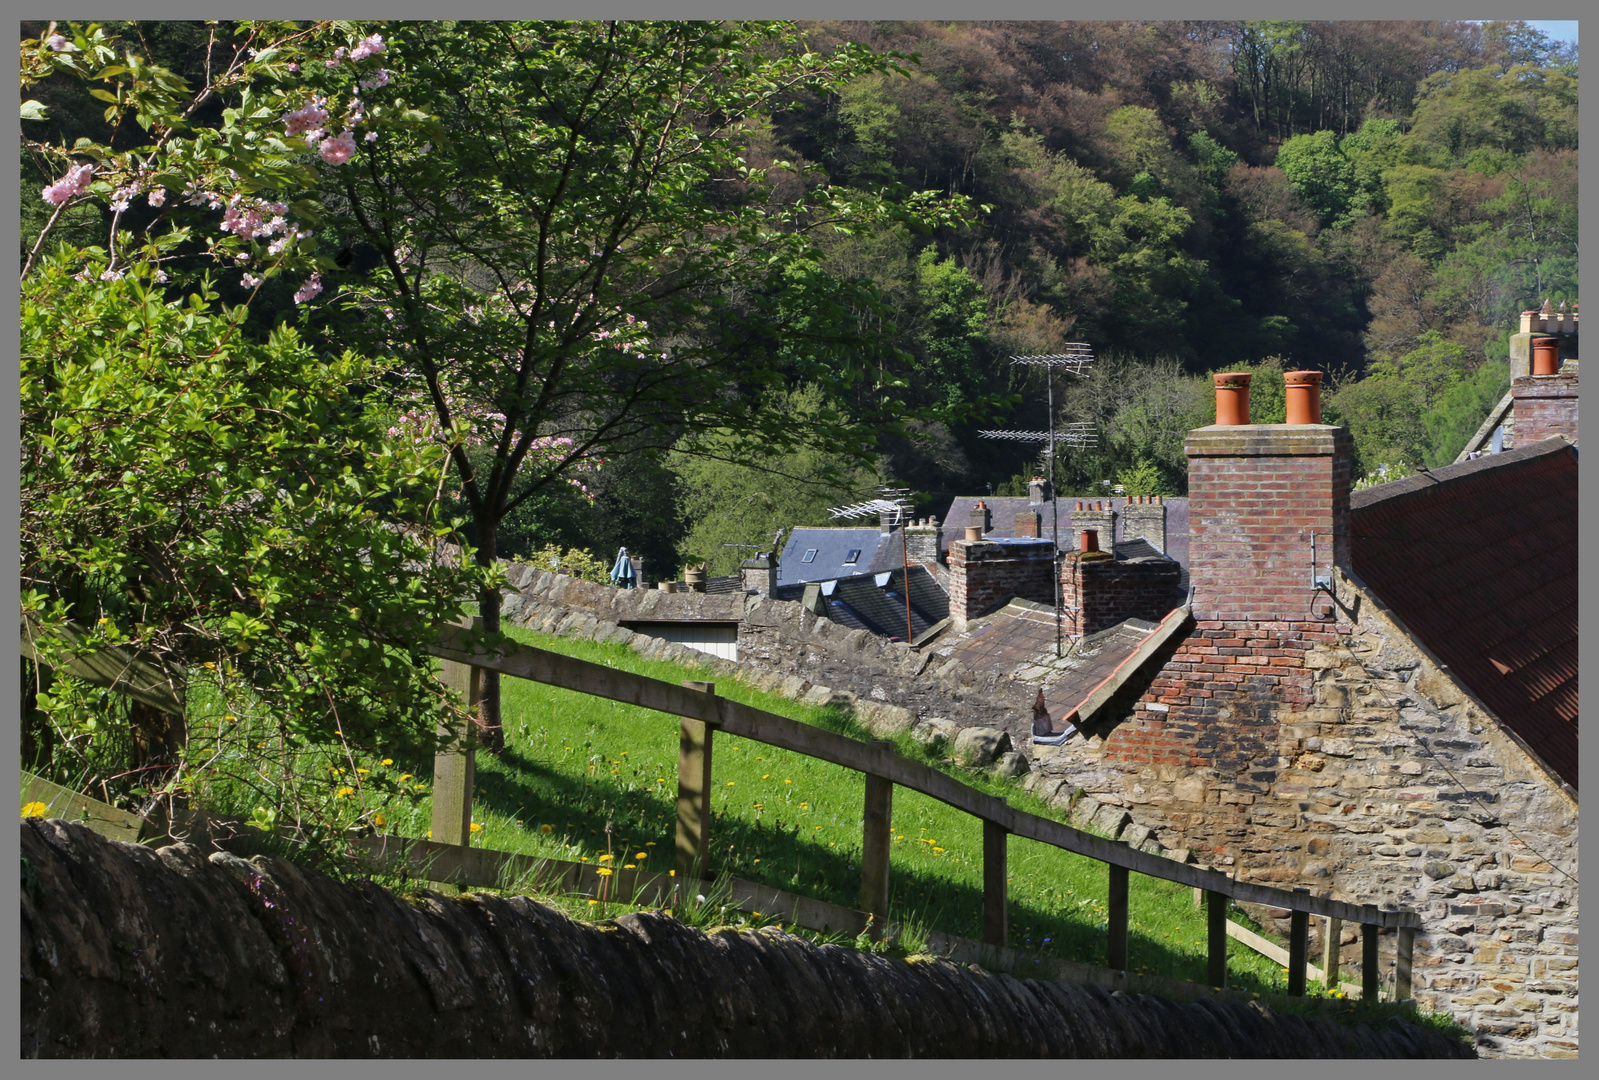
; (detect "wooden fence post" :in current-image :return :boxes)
[675,681,716,881]
[1206,889,1228,988]
[860,741,893,942]
[1288,889,1310,996]
[1395,923,1415,1002]
[982,797,1008,949]
[431,658,482,879]
[1322,915,1343,991]
[1107,863,1130,971]
[1362,904,1381,1001]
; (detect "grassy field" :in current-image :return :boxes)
[349,623,1308,995]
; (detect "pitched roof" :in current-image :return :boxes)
[1351,437,1578,790]
[941,496,1190,589]
[777,527,895,587]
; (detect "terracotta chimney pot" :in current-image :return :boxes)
[964,525,983,543]
[1532,336,1560,376]
[1213,373,1252,425]
[1283,370,1323,425]
[1081,528,1099,553]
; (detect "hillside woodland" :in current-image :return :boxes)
[21,19,1578,578]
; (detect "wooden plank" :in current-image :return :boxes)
[21,616,185,717]
[1323,916,1343,991]
[676,681,716,879]
[1288,904,1309,996]
[426,627,1419,929]
[1207,889,1228,988]
[430,658,479,857]
[1067,605,1194,727]
[19,770,146,844]
[983,802,1008,948]
[859,743,893,941]
[1362,919,1381,1001]
[1106,863,1129,971]
[1395,925,1415,1002]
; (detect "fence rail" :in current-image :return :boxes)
[21,614,1420,1000]
[426,620,1419,1000]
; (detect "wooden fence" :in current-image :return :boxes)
[425,622,1419,1001]
[20,614,1419,1001]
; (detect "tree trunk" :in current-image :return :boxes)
[474,523,506,756]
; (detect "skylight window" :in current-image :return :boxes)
[843,548,862,565]
[801,548,818,564]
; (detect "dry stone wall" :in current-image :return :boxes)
[21,820,1472,1058]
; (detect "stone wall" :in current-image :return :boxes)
[20,820,1472,1058]
[1069,566,1578,1059]
[502,566,1041,747]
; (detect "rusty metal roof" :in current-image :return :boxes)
[1351,437,1578,790]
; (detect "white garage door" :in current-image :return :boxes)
[627,621,739,661]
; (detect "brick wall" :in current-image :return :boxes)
[1185,425,1352,623]
[1510,374,1578,445]
[1059,554,1182,637]
[1120,495,1167,552]
[947,537,1055,627]
[1013,510,1041,539]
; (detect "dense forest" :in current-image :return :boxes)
[23,20,1579,579]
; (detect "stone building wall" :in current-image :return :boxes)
[1075,566,1578,1059]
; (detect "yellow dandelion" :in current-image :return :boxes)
[541,824,554,834]
[224,714,237,722]
[427,830,432,839]
[581,856,590,862]
[400,774,414,782]
[21,801,49,818]
[415,784,427,792]
[726,781,735,787]
[783,779,791,784]
[97,617,108,624]
[624,864,636,870]
[596,867,613,877]
[588,899,599,905]
[469,822,483,833]
[373,812,387,827]
[646,842,656,846]
[933,847,945,853]
[381,758,394,766]
[815,826,823,831]
[599,853,613,862]
[204,662,217,669]
[669,870,676,877]
[753,859,761,864]
[763,774,771,779]
[635,852,647,860]
[335,786,355,798]
[356,768,369,775]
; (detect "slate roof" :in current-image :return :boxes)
[1351,437,1578,790]
[777,527,899,587]
[924,600,1160,729]
[774,565,949,642]
[940,496,1190,590]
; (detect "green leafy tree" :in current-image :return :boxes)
[913,248,991,405]
[1274,129,1356,227]
[1422,359,1509,467]
[670,386,886,577]
[301,21,970,751]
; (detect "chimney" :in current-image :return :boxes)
[1072,500,1117,555]
[1213,372,1252,425]
[1120,495,1167,553]
[1185,380,1352,623]
[903,517,942,564]
[947,534,1055,631]
[740,551,777,598]
[1510,366,1579,446]
[1060,525,1180,637]
[630,556,649,589]
[878,507,899,534]
[968,500,991,534]
[1014,509,1042,539]
[1511,305,1578,378]
[1028,476,1053,503]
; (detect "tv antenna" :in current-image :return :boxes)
[828,487,916,643]
[979,347,1098,658]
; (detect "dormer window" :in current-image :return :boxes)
[843,548,862,565]
[801,548,818,564]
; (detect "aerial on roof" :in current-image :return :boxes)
[1351,437,1578,790]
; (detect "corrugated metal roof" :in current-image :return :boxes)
[1351,437,1578,790]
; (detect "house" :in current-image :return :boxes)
[1456,304,1578,460]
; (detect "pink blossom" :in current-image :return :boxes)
[109,187,133,212]
[418,141,431,155]
[349,34,385,61]
[325,58,340,69]
[153,269,168,283]
[241,273,262,288]
[287,62,299,72]
[220,202,268,240]
[41,162,94,205]
[292,273,323,305]
[283,100,329,138]
[365,131,378,142]
[99,268,124,281]
[147,187,167,207]
[46,34,70,52]
[318,130,358,165]
[359,68,391,90]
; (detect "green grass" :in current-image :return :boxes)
[369,623,1305,994]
